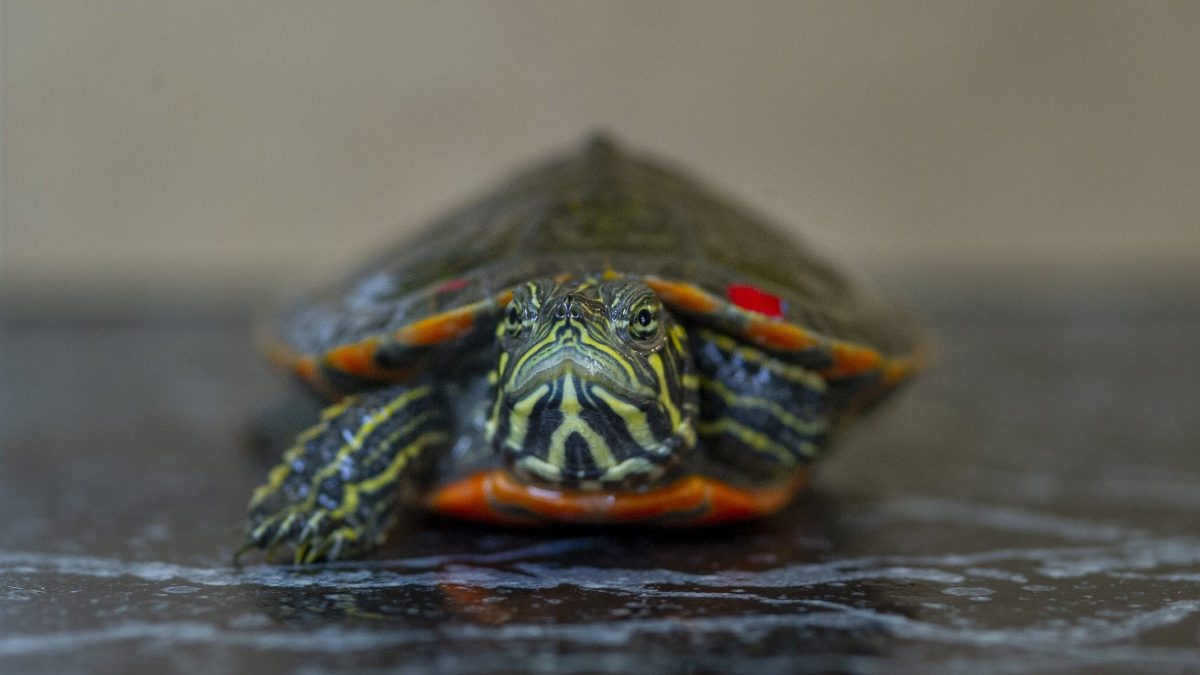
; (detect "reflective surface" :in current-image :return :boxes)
[2,302,1199,673]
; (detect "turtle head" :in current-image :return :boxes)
[486,276,697,488]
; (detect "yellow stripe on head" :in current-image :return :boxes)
[488,276,697,488]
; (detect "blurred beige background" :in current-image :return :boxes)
[3,1,1199,308]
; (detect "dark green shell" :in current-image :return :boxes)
[275,135,921,364]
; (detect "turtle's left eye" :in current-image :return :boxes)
[504,303,524,336]
[629,304,659,340]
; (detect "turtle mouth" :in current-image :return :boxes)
[504,347,653,404]
[506,423,691,489]
[493,346,691,489]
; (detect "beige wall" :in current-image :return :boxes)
[4,1,1199,305]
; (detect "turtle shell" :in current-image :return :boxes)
[269,135,926,398]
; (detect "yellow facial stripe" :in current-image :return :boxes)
[600,457,659,482]
[668,322,687,352]
[576,323,639,386]
[546,378,617,470]
[591,385,659,452]
[507,329,562,384]
[490,276,697,486]
[502,382,549,451]
[647,352,681,431]
[484,351,510,442]
[506,319,652,401]
[487,351,507,385]
[516,455,567,482]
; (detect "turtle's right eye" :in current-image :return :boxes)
[504,303,524,336]
[628,300,660,341]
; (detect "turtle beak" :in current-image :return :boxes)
[505,343,651,403]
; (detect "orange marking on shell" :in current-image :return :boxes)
[424,470,809,525]
[390,291,514,346]
[300,362,345,401]
[325,338,383,375]
[744,319,821,351]
[395,307,477,346]
[832,351,928,426]
[822,341,884,380]
[263,340,341,399]
[323,337,415,383]
[644,279,721,314]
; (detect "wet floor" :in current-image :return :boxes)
[2,299,1199,673]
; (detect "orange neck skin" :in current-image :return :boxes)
[424,469,809,526]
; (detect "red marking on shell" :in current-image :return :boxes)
[727,284,784,317]
[435,278,471,294]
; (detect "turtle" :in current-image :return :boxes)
[239,134,926,564]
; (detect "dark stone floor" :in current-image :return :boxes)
[2,296,1199,673]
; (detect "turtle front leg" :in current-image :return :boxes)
[239,382,451,564]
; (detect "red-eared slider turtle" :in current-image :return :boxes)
[240,135,926,564]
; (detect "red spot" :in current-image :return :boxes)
[435,278,471,294]
[727,284,785,317]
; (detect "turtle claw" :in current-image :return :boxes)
[293,518,357,564]
[297,511,328,544]
[316,527,362,563]
[295,525,364,564]
[241,505,366,564]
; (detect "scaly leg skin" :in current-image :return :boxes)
[239,382,451,564]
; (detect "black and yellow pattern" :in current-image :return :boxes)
[486,277,699,488]
[240,382,450,564]
[690,327,829,478]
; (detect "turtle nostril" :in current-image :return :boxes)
[552,297,586,321]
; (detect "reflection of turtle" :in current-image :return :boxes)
[240,135,926,564]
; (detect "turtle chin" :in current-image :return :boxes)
[494,372,694,490]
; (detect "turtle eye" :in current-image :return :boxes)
[504,302,524,337]
[629,304,659,340]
